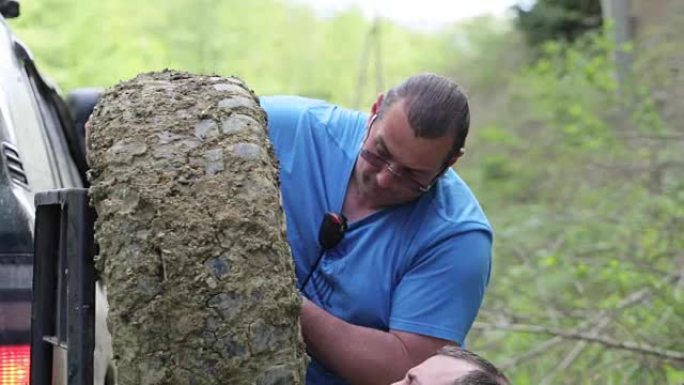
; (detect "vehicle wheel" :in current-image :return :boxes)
[67,87,102,172]
[87,70,305,384]
[94,281,114,385]
[104,365,116,385]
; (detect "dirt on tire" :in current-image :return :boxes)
[87,70,305,384]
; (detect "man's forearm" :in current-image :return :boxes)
[300,298,436,385]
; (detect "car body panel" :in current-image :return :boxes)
[0,13,113,385]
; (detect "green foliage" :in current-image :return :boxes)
[9,0,448,109]
[515,0,603,46]
[467,27,683,384]
[9,3,683,383]
[511,34,620,153]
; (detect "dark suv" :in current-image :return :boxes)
[0,2,111,383]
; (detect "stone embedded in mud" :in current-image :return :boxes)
[204,148,225,175]
[88,70,305,385]
[208,292,242,321]
[231,142,265,160]
[107,139,148,164]
[194,119,220,140]
[219,96,255,110]
[204,255,231,280]
[221,113,262,135]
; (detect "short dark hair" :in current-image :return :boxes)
[435,345,510,385]
[378,73,470,158]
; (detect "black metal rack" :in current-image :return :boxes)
[30,188,94,385]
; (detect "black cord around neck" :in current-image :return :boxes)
[299,249,325,292]
[298,212,347,292]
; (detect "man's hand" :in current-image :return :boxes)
[300,298,450,385]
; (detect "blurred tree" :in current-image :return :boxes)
[514,0,603,45]
[9,0,444,108]
[464,29,684,385]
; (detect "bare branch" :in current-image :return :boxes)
[615,133,684,141]
[473,322,684,363]
[539,316,612,385]
[480,274,682,369]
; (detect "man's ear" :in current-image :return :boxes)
[447,148,465,167]
[370,93,384,116]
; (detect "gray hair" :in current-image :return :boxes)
[378,73,470,158]
[435,345,510,385]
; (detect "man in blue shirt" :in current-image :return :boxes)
[261,73,492,385]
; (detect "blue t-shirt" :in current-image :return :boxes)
[261,96,493,385]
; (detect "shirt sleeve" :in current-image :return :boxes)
[389,230,492,345]
[260,96,328,172]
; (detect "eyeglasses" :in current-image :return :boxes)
[359,148,432,193]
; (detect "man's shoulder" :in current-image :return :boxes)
[261,96,367,155]
[261,95,365,125]
[421,171,492,237]
[260,96,332,128]
[260,95,328,115]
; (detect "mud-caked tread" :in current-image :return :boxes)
[88,70,305,385]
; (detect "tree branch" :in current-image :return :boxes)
[473,322,684,363]
[478,274,682,369]
[539,316,611,385]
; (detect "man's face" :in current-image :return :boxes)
[390,355,477,385]
[354,99,455,209]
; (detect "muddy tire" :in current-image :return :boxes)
[87,70,305,384]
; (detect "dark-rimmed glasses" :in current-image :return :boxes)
[359,148,432,193]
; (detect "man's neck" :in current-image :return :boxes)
[342,174,377,223]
